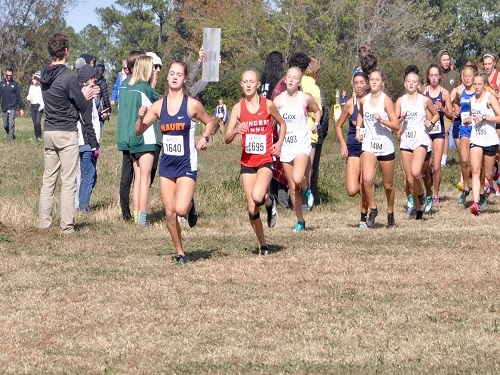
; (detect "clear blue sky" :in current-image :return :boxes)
[66,0,115,33]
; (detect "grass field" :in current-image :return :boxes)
[0,115,499,374]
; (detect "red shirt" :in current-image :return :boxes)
[240,97,274,167]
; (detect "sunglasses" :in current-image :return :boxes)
[6,74,12,77]
[154,64,162,70]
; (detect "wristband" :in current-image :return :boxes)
[204,135,210,142]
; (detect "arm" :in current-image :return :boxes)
[69,78,88,114]
[188,97,213,150]
[335,99,353,158]
[441,88,453,120]
[187,47,204,89]
[424,97,440,131]
[267,99,286,157]
[188,80,209,98]
[394,97,404,139]
[380,96,400,131]
[475,95,500,123]
[135,99,162,136]
[355,98,365,141]
[110,75,121,104]
[100,80,111,114]
[80,101,98,149]
[224,103,243,144]
[305,94,321,134]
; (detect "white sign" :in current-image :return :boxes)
[202,28,221,82]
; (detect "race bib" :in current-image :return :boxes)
[368,136,384,153]
[284,131,298,145]
[474,124,487,138]
[461,112,470,125]
[405,130,417,139]
[163,135,184,156]
[429,120,442,134]
[245,134,266,155]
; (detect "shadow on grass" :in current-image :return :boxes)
[250,243,285,255]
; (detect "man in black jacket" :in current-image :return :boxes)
[38,33,97,233]
[0,68,24,140]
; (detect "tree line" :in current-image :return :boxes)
[1,0,498,107]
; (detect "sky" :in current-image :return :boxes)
[66,0,115,33]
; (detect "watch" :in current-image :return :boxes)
[204,135,210,142]
[482,114,487,121]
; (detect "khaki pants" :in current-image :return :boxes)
[39,130,79,232]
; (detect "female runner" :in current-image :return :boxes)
[356,68,400,228]
[454,65,476,205]
[135,60,214,265]
[424,63,453,206]
[335,71,369,227]
[396,65,439,220]
[274,67,321,232]
[225,69,286,255]
[468,71,500,215]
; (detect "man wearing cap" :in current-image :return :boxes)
[436,49,460,167]
[38,33,98,233]
[0,68,24,140]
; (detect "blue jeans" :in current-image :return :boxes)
[79,145,97,211]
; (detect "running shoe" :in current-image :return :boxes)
[266,195,278,228]
[457,182,464,191]
[172,254,187,266]
[187,198,198,228]
[457,190,469,204]
[415,210,424,220]
[302,188,314,209]
[359,221,368,229]
[470,202,481,216]
[260,245,269,256]
[387,213,397,229]
[479,193,487,209]
[493,160,499,181]
[367,208,378,227]
[432,196,440,205]
[293,220,306,232]
[424,196,432,213]
[407,194,414,214]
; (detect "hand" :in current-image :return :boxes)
[355,131,363,142]
[196,137,208,150]
[463,116,472,125]
[311,123,318,134]
[38,107,44,112]
[92,149,99,159]
[138,105,148,119]
[236,123,248,134]
[198,47,205,63]
[271,142,282,157]
[110,100,116,106]
[434,101,443,111]
[373,113,381,121]
[473,115,482,123]
[341,144,348,158]
[424,120,433,130]
[19,109,24,117]
[82,85,94,100]
[400,111,407,121]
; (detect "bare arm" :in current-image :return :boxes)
[135,99,162,136]
[442,88,453,120]
[382,96,400,131]
[424,96,440,131]
[224,103,242,144]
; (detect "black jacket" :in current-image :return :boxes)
[79,99,98,149]
[0,79,23,111]
[96,77,111,120]
[40,64,87,132]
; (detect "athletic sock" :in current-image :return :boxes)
[138,211,147,226]
[133,210,139,224]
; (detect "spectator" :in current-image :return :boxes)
[80,53,96,67]
[339,89,349,109]
[213,98,228,136]
[95,64,111,131]
[26,71,44,140]
[146,52,162,89]
[0,68,24,140]
[110,59,129,106]
[39,33,98,233]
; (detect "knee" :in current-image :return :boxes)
[292,174,303,187]
[165,208,177,222]
[383,181,394,191]
[346,185,359,197]
[470,165,481,175]
[251,192,266,206]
